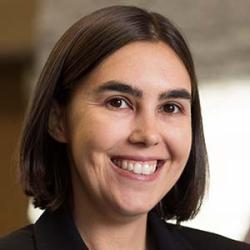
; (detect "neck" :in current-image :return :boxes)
[72,199,150,250]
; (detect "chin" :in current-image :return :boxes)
[113,199,157,218]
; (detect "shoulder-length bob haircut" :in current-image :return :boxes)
[20,5,208,223]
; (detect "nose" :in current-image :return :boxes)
[128,112,161,147]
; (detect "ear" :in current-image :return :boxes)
[48,101,68,143]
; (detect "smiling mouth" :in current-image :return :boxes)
[110,158,165,176]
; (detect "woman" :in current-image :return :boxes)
[0,5,249,250]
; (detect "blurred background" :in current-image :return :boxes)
[0,0,249,243]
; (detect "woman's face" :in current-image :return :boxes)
[60,41,192,219]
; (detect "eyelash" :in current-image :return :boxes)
[105,96,182,114]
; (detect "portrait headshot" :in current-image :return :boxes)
[0,3,249,250]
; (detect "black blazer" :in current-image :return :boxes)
[0,208,249,250]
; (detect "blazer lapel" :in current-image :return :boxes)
[148,211,194,250]
[34,208,88,250]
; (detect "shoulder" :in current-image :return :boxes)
[167,223,250,250]
[0,225,35,250]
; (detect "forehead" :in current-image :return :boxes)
[80,41,191,94]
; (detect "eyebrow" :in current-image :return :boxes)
[95,80,191,101]
[95,80,142,97]
[159,89,191,101]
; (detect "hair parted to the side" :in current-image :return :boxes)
[20,5,208,223]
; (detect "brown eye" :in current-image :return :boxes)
[106,97,130,109]
[162,103,180,113]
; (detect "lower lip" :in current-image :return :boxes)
[110,159,163,182]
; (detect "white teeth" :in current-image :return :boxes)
[142,164,150,175]
[134,163,142,174]
[112,159,157,175]
[121,160,128,170]
[128,162,134,171]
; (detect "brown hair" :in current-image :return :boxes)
[20,5,208,223]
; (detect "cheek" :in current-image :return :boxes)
[68,111,132,155]
[161,123,192,191]
[163,120,192,162]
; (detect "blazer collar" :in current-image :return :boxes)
[34,207,88,250]
[148,211,193,250]
[34,208,193,250]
